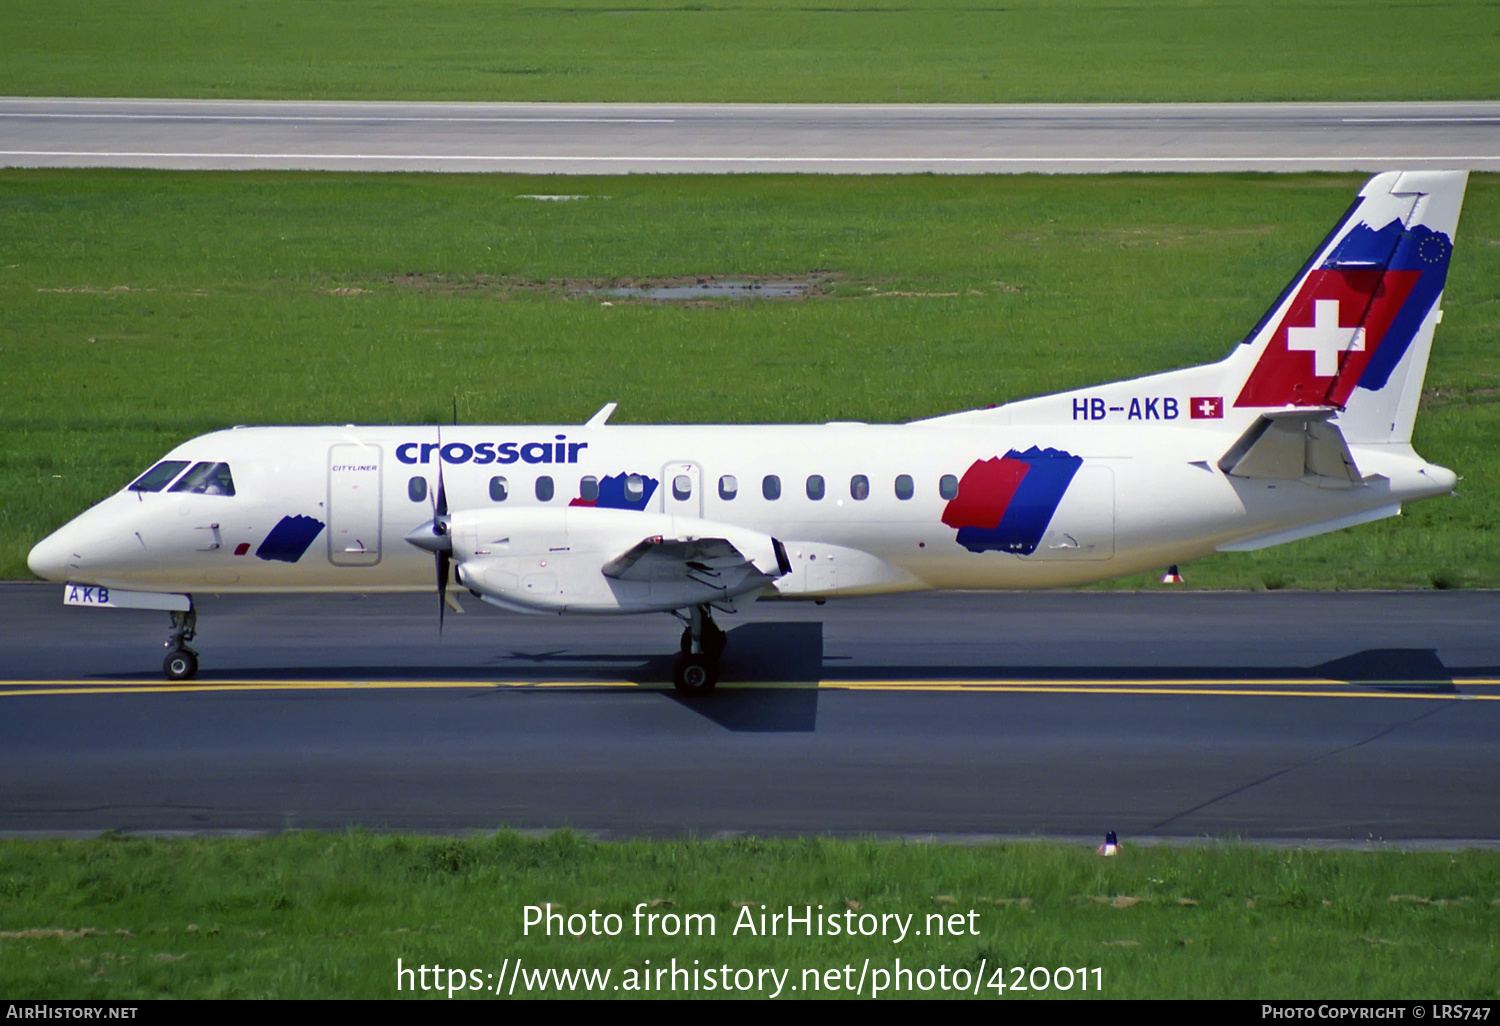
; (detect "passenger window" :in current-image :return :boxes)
[719,475,738,500]
[939,474,959,500]
[579,476,598,502]
[129,460,190,493]
[762,474,781,500]
[535,476,554,502]
[895,474,914,500]
[806,474,825,500]
[850,474,869,501]
[170,461,236,496]
[409,477,428,502]
[673,475,692,501]
[489,476,508,502]
[625,475,644,502]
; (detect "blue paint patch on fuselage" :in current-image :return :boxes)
[594,473,659,511]
[954,447,1082,556]
[256,514,325,563]
[1322,219,1454,393]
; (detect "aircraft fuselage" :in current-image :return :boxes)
[28,420,1452,599]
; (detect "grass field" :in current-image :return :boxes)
[0,832,1496,998]
[2,0,1498,104]
[2,170,1497,588]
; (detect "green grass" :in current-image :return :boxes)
[0,832,1496,998]
[2,0,1498,103]
[3,170,1498,586]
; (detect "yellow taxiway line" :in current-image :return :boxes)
[0,678,1496,700]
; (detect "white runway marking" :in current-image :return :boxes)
[4,151,1497,164]
[0,113,675,124]
[5,99,1496,173]
[1342,117,1500,124]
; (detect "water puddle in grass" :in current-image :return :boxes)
[371,272,830,300]
[591,280,816,300]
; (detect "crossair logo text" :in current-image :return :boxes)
[396,436,588,466]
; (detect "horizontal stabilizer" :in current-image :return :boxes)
[1217,409,1361,485]
[1217,503,1401,552]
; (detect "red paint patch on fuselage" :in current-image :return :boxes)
[940,457,1029,531]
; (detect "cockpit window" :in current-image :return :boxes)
[128,460,190,492]
[169,461,236,496]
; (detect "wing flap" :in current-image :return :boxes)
[602,536,758,583]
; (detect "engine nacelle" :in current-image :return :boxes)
[447,506,786,614]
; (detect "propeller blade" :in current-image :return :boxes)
[434,426,450,633]
[435,426,448,517]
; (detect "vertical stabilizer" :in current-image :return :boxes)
[1229,170,1467,444]
[917,172,1468,438]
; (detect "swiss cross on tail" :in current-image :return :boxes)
[1235,220,1452,409]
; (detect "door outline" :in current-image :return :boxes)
[661,461,703,518]
[327,443,383,566]
[1032,464,1114,561]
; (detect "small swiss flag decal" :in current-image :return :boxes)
[1190,396,1224,419]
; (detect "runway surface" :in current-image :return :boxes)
[2,583,1497,844]
[2,98,1498,173]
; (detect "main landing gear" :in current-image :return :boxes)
[673,604,726,694]
[163,607,199,681]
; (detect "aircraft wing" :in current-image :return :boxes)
[602,535,788,586]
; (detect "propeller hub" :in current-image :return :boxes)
[404,519,452,554]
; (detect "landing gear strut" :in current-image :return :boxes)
[163,606,199,681]
[673,605,725,694]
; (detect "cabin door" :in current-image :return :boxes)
[327,443,383,566]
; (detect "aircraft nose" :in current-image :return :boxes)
[27,528,77,582]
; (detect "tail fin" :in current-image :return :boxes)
[922,171,1467,443]
[1225,170,1466,444]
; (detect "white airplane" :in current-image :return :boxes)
[28,170,1467,691]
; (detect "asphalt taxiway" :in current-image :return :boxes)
[1,98,1498,173]
[2,584,1496,844]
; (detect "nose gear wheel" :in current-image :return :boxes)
[161,606,199,681]
[164,648,198,681]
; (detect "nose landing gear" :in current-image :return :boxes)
[163,607,199,681]
[673,604,726,694]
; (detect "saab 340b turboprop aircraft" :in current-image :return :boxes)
[28,171,1468,691]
